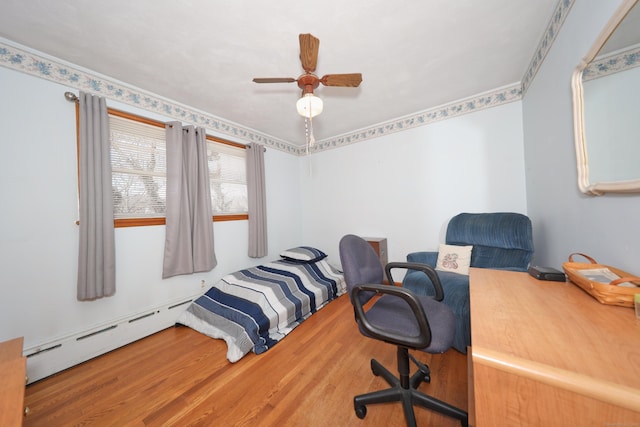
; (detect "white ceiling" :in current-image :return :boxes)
[0,0,559,147]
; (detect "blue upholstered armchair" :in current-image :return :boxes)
[402,212,534,353]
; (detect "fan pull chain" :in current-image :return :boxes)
[305,116,316,156]
[304,117,313,177]
[309,115,315,146]
[305,117,310,156]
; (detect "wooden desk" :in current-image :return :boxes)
[0,337,27,426]
[469,268,640,426]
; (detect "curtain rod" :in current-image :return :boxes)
[64,91,78,102]
[63,91,264,151]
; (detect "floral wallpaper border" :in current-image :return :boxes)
[521,0,574,95]
[309,84,523,153]
[0,0,572,156]
[582,45,640,81]
[0,39,299,155]
[321,0,575,154]
[312,0,575,153]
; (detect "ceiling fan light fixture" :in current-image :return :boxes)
[296,93,323,118]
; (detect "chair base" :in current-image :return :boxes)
[354,352,468,427]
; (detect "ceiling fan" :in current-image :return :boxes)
[253,33,362,119]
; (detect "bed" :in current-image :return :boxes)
[176,246,346,362]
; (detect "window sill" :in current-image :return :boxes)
[76,215,249,228]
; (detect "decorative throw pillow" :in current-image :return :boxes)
[280,246,327,263]
[435,244,473,275]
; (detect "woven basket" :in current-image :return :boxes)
[562,253,640,308]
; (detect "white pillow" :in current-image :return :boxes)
[435,244,473,275]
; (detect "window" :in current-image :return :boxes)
[110,113,167,219]
[207,141,248,216]
[97,109,247,227]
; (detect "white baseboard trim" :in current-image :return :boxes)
[24,296,198,384]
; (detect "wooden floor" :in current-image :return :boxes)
[24,294,468,426]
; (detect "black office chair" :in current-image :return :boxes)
[339,234,468,427]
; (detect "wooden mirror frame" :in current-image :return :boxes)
[571,0,640,195]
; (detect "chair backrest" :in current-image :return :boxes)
[339,234,383,305]
[446,212,534,271]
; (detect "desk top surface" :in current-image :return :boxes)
[470,268,640,391]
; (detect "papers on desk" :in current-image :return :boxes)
[577,268,639,287]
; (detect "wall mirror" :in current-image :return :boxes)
[571,0,640,195]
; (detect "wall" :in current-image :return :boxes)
[523,0,640,271]
[0,66,303,380]
[6,0,638,382]
[0,58,528,379]
[300,101,528,270]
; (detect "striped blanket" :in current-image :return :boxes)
[177,259,346,362]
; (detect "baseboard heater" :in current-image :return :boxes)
[24,296,195,384]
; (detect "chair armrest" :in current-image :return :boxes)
[350,284,431,349]
[386,262,445,301]
[406,251,438,267]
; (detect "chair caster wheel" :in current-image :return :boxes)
[355,404,367,419]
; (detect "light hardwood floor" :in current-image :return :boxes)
[24,294,468,426]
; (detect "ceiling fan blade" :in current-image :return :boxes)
[320,73,363,87]
[252,77,297,84]
[299,33,319,73]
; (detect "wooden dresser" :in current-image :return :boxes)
[364,237,388,267]
[0,337,27,426]
[469,268,640,426]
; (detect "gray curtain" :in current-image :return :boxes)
[247,143,268,258]
[77,92,116,301]
[162,122,217,278]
